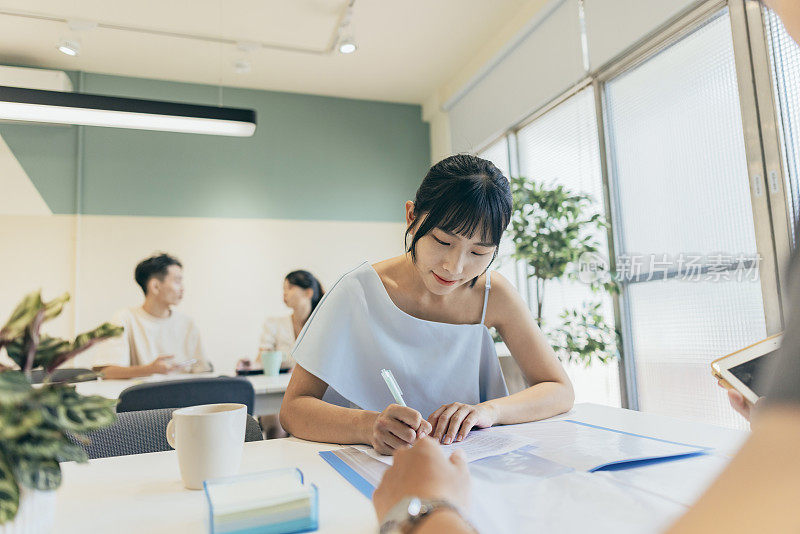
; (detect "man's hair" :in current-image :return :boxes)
[134,253,182,295]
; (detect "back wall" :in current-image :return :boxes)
[0,69,430,373]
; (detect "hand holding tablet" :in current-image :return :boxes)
[711,334,782,410]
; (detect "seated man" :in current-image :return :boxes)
[93,253,210,379]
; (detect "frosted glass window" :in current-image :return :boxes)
[605,10,766,429]
[516,87,620,407]
[765,7,800,244]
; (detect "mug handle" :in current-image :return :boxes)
[166,418,177,449]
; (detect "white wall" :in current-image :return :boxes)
[0,214,405,374]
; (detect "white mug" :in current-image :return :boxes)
[166,403,247,490]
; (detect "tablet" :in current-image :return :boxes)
[711,334,782,405]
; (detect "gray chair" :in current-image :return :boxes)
[29,368,98,384]
[69,407,263,460]
[116,376,256,414]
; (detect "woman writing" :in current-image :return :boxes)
[280,155,573,453]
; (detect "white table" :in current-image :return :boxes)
[54,403,748,533]
[75,372,291,416]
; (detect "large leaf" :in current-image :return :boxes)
[0,408,42,440]
[41,388,117,433]
[0,372,33,406]
[46,323,123,372]
[13,458,61,491]
[13,427,87,463]
[41,293,70,324]
[5,336,71,371]
[0,291,42,344]
[0,451,19,524]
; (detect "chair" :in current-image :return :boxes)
[116,376,255,414]
[28,368,98,384]
[69,407,263,460]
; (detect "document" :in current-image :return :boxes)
[353,428,530,465]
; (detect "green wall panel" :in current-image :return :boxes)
[1,71,430,222]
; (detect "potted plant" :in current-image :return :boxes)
[506,176,618,366]
[0,290,122,531]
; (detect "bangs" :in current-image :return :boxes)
[417,177,508,247]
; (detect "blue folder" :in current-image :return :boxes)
[319,419,709,498]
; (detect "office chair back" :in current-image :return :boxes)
[117,377,256,414]
[68,407,263,460]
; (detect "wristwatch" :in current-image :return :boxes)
[379,496,468,534]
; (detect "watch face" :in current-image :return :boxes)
[407,497,422,517]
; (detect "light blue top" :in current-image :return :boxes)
[291,262,509,419]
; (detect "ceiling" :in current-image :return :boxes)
[0,0,530,104]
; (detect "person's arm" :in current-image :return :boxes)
[373,437,473,533]
[666,404,800,533]
[279,365,432,454]
[95,355,175,379]
[428,273,574,444]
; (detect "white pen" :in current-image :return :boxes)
[381,368,406,407]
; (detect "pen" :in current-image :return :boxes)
[381,368,406,407]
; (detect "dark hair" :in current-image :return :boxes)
[405,154,512,287]
[134,253,182,295]
[285,270,325,312]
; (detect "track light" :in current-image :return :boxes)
[338,38,357,54]
[57,39,80,57]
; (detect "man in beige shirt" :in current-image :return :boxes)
[94,253,210,379]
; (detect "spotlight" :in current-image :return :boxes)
[234,60,251,74]
[339,38,357,54]
[57,39,80,57]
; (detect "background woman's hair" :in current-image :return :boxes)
[405,154,512,287]
[285,270,326,312]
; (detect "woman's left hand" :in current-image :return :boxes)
[427,402,497,445]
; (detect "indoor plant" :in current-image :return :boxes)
[0,290,122,530]
[506,176,618,366]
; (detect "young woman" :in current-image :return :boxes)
[280,155,573,454]
[238,270,325,372]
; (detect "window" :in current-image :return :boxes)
[479,138,523,293]
[515,87,621,407]
[604,10,766,429]
[765,7,800,243]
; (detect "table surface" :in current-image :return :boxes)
[74,372,291,399]
[54,403,747,533]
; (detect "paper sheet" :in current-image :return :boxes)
[353,428,530,465]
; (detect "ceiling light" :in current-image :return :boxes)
[0,85,257,137]
[234,60,251,74]
[57,39,80,57]
[339,38,357,54]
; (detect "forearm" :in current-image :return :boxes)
[666,405,800,533]
[280,395,378,444]
[484,380,574,425]
[96,365,153,379]
[414,509,474,534]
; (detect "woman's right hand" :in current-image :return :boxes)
[370,404,433,455]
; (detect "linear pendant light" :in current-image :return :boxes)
[0,85,256,137]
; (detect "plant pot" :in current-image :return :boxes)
[0,487,56,534]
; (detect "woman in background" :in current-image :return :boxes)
[239,269,324,438]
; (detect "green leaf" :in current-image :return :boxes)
[41,293,70,324]
[0,451,19,524]
[45,323,124,372]
[13,427,87,463]
[0,291,43,344]
[41,388,117,433]
[0,408,42,440]
[13,458,61,491]
[0,372,33,406]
